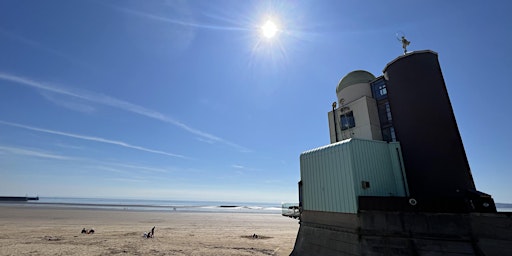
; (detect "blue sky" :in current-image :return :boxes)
[0,1,511,203]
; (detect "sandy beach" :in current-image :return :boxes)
[0,205,299,255]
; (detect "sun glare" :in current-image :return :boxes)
[261,20,278,39]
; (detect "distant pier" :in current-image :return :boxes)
[0,196,39,202]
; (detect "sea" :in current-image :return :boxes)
[1,197,289,214]
[495,203,512,213]
[2,197,510,214]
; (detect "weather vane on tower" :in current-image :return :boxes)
[396,32,410,54]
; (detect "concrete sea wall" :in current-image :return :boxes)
[291,210,512,256]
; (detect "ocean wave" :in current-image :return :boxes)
[14,197,284,214]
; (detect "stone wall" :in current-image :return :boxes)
[291,210,512,256]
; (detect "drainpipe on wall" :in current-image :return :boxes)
[332,102,338,142]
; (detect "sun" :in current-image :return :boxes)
[261,20,278,39]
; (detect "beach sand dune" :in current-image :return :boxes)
[0,205,298,255]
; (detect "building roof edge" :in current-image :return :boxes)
[383,50,438,73]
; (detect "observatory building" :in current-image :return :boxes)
[326,50,485,206]
[291,50,512,255]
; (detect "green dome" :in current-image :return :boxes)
[336,70,376,93]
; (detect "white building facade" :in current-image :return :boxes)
[328,70,382,143]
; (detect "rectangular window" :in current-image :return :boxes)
[378,101,393,126]
[382,126,397,142]
[371,78,388,100]
[340,111,355,130]
[385,102,392,121]
[379,85,387,96]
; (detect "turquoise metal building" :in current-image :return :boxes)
[299,138,408,214]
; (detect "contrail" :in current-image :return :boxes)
[0,72,250,152]
[0,120,187,159]
[109,4,248,32]
[0,145,73,160]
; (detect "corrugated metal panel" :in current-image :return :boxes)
[300,139,356,213]
[351,139,402,197]
[300,138,407,214]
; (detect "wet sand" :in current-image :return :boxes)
[0,205,299,255]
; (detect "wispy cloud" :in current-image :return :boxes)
[0,120,187,159]
[0,145,72,160]
[95,160,202,176]
[230,163,266,176]
[105,177,149,183]
[0,72,249,152]
[108,163,171,174]
[41,91,96,114]
[108,3,247,32]
[54,143,85,150]
[231,164,262,172]
[95,165,130,174]
[196,137,215,144]
[92,166,154,184]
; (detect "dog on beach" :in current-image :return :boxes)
[81,228,95,234]
[143,226,156,238]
